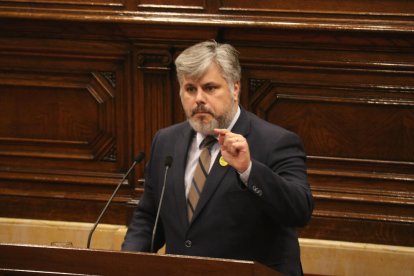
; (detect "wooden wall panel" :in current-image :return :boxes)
[0,24,138,224]
[0,72,115,160]
[0,1,413,246]
[230,29,414,245]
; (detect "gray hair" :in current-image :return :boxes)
[175,40,241,89]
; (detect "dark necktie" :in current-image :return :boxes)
[187,135,216,222]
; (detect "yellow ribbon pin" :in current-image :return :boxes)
[219,156,228,167]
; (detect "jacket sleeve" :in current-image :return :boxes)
[246,130,314,227]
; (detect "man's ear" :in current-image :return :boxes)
[233,81,241,100]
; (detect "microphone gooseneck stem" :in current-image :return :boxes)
[150,164,170,253]
[87,160,138,249]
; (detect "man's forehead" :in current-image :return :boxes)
[183,79,220,87]
[182,71,208,84]
[180,62,222,84]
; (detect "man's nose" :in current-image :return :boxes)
[195,89,206,103]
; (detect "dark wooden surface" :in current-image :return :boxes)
[0,243,280,276]
[0,1,413,247]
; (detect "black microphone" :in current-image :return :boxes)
[87,152,145,249]
[150,156,173,253]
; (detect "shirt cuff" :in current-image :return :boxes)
[238,161,252,186]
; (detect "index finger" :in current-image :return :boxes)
[214,128,229,136]
[214,129,229,146]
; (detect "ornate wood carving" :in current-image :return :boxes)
[137,49,173,70]
[135,48,175,157]
[100,71,116,88]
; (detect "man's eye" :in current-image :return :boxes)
[186,87,197,93]
[205,86,216,92]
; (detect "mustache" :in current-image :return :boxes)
[191,105,214,117]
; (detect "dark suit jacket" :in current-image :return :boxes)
[122,107,314,275]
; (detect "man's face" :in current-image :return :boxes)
[180,62,240,135]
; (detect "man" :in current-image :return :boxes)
[122,40,314,275]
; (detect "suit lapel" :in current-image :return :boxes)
[171,124,194,229]
[190,107,252,224]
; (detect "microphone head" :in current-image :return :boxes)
[134,152,145,163]
[164,156,173,168]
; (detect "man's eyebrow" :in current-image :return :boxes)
[202,82,220,87]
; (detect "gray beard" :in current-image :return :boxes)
[188,107,236,135]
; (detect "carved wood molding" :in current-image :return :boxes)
[0,1,413,32]
[0,70,116,162]
[249,78,414,167]
[0,0,126,10]
[137,0,207,12]
[137,49,173,70]
[135,47,174,156]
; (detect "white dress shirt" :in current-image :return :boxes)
[184,107,251,197]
